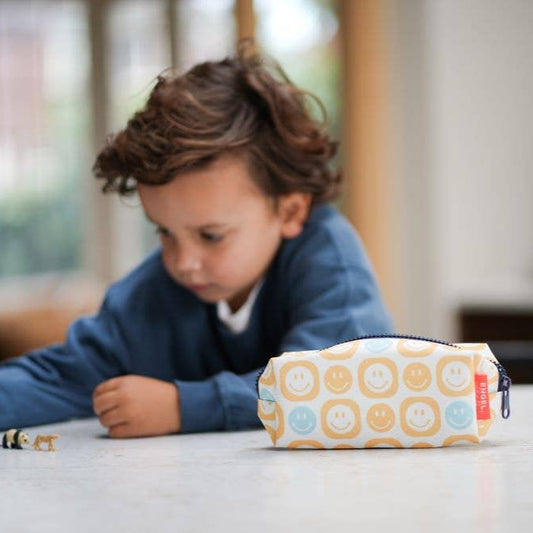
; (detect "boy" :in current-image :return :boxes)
[0,46,393,437]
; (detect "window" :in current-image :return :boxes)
[173,0,235,71]
[0,0,90,276]
[106,0,172,274]
[255,0,341,139]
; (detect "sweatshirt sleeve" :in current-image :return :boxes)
[175,368,261,433]
[0,296,128,430]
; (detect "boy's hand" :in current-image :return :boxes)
[92,375,181,438]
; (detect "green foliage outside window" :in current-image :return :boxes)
[0,186,81,277]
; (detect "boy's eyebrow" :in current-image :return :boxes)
[143,213,229,230]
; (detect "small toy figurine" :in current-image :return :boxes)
[2,429,30,449]
[32,434,60,452]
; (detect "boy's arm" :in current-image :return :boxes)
[0,297,127,430]
[175,369,261,433]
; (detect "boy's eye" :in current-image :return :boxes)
[200,231,223,243]
[155,226,171,237]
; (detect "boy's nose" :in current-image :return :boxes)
[173,246,202,275]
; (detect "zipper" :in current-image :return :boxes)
[493,361,512,419]
[255,369,266,397]
[255,334,457,396]
[345,333,459,348]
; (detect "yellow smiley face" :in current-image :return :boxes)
[287,440,326,449]
[474,353,497,387]
[442,434,480,446]
[400,397,441,437]
[324,365,353,394]
[358,358,398,398]
[403,362,432,392]
[320,341,359,360]
[257,398,276,423]
[280,361,320,401]
[366,403,395,432]
[437,356,474,396]
[321,399,361,439]
[264,425,277,444]
[398,339,437,358]
[258,360,275,386]
[260,402,285,445]
[274,402,285,441]
[282,350,320,358]
[456,343,487,351]
[364,438,404,448]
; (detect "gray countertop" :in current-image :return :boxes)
[2,386,532,533]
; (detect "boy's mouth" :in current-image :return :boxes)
[187,283,214,293]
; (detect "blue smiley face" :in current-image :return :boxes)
[289,407,317,435]
[445,401,474,430]
[259,388,275,402]
[365,338,394,353]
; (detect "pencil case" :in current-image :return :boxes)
[257,335,511,449]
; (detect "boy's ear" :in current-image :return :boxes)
[278,193,312,239]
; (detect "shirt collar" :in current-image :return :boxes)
[216,279,264,334]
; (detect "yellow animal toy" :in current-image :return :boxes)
[32,434,60,452]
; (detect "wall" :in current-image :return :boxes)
[386,0,533,339]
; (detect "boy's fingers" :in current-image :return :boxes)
[93,376,123,398]
[98,406,128,429]
[93,390,119,416]
[108,423,133,439]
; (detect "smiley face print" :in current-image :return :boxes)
[403,362,432,392]
[437,356,474,396]
[358,358,398,398]
[364,338,394,353]
[400,397,441,437]
[288,440,326,449]
[288,406,317,435]
[321,399,361,439]
[320,340,359,360]
[474,354,499,390]
[366,403,395,433]
[280,361,320,401]
[257,399,276,421]
[442,434,480,446]
[364,438,404,449]
[398,339,437,358]
[445,401,474,430]
[260,401,285,445]
[324,365,353,394]
[258,360,275,387]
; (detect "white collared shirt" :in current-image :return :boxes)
[216,279,264,334]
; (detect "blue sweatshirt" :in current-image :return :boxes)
[0,205,393,432]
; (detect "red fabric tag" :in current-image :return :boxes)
[475,374,490,420]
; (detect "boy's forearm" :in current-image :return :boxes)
[176,368,263,433]
[0,364,94,431]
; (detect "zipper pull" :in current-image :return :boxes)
[493,361,512,419]
[501,376,511,419]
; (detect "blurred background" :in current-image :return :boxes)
[0,0,532,379]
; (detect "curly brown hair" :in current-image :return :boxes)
[93,41,342,208]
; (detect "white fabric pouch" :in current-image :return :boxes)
[257,336,511,449]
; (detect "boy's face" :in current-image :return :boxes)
[138,154,309,312]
